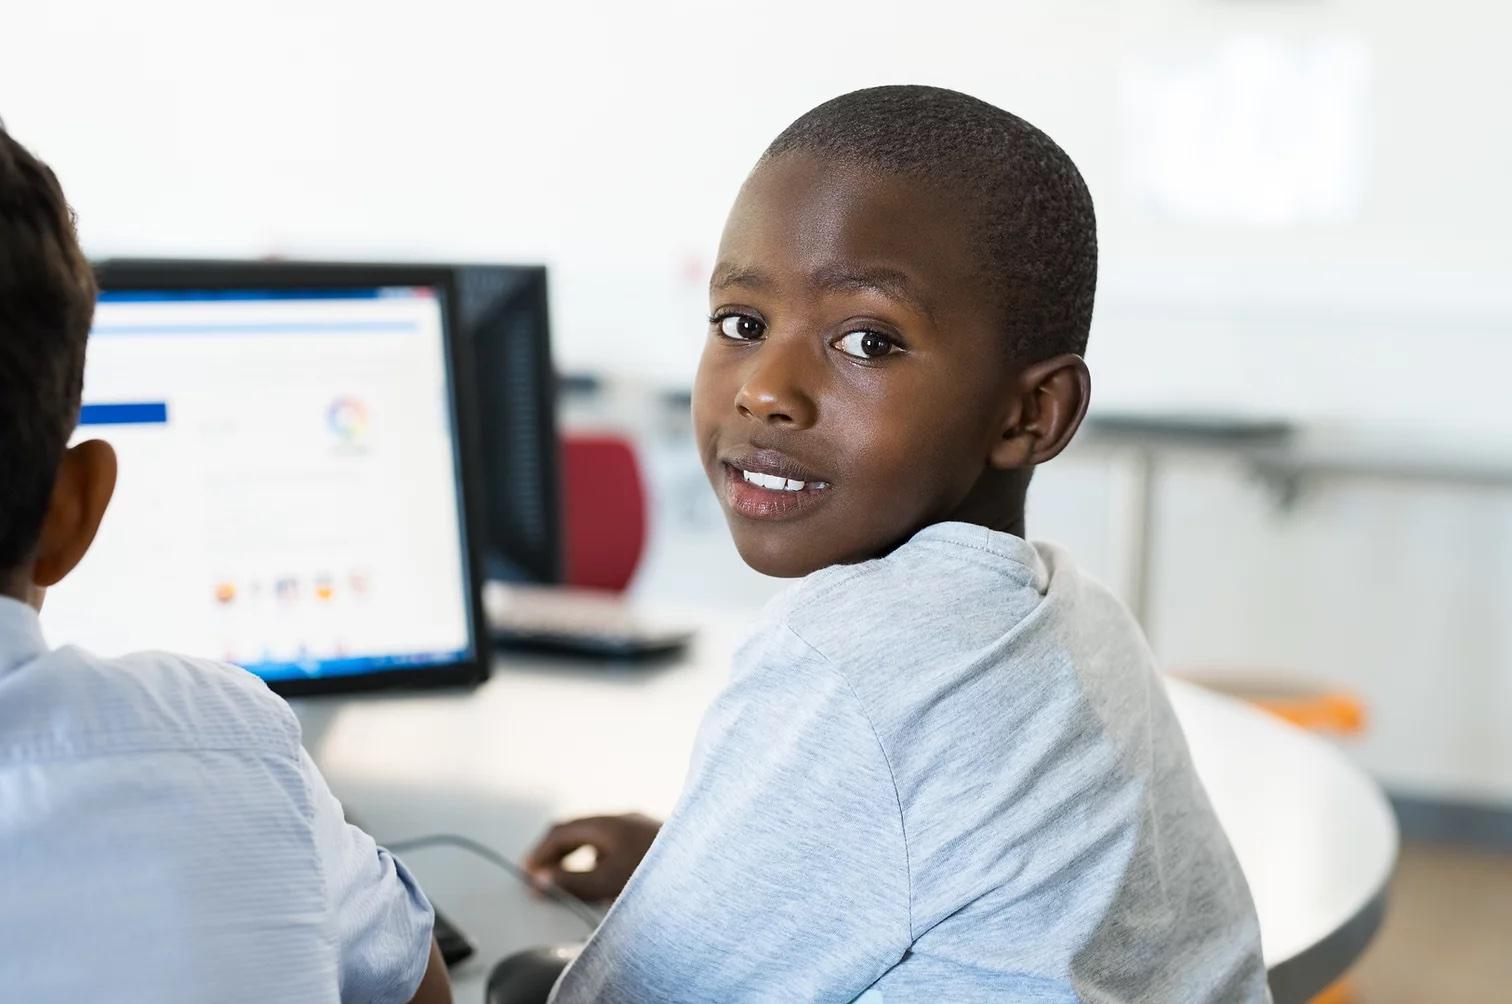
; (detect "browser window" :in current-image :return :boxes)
[43,286,472,682]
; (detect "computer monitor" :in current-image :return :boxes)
[449,264,561,585]
[41,261,490,695]
[94,260,565,585]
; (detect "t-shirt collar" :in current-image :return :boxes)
[908,521,1050,591]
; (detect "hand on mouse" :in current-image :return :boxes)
[523,813,662,903]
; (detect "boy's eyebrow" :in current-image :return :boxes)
[811,263,934,320]
[709,262,773,292]
[710,261,934,319]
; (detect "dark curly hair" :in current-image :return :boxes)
[762,85,1097,362]
[0,123,96,571]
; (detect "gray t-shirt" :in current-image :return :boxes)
[551,522,1268,1002]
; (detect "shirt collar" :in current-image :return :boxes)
[0,595,48,675]
[909,521,1050,592]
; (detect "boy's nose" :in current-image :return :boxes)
[734,344,818,430]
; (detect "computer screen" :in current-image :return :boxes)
[41,267,487,694]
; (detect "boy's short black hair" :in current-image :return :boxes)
[763,85,1097,363]
[0,124,96,570]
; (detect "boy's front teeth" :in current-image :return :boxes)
[742,470,807,491]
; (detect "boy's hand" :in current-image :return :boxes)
[523,813,662,903]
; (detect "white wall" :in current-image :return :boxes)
[6,0,1510,424]
[5,0,1510,800]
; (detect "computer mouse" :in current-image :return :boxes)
[485,944,581,1004]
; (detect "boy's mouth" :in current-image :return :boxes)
[719,448,834,522]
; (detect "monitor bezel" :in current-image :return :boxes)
[92,259,492,697]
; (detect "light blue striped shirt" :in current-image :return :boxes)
[0,596,434,1003]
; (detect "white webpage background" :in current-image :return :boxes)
[42,292,471,671]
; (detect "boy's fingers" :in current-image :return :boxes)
[545,865,622,903]
[522,817,611,871]
[521,814,660,903]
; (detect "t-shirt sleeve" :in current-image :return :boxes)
[549,623,912,1003]
[300,748,436,1004]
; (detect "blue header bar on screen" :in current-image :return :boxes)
[97,287,434,303]
[92,286,433,336]
[91,321,420,336]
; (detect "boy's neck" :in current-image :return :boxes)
[942,469,1029,539]
[0,570,36,608]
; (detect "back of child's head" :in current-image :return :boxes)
[0,124,97,573]
[761,84,1097,364]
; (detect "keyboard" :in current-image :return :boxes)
[484,583,695,658]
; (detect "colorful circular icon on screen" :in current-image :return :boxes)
[327,396,370,447]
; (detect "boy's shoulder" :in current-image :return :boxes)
[0,642,300,765]
[742,523,1143,735]
[770,521,1058,661]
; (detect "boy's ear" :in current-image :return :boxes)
[32,439,118,589]
[988,354,1091,470]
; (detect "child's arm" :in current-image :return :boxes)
[546,630,911,1002]
[299,748,451,1004]
[406,938,451,1004]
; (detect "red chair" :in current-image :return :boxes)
[560,433,647,592]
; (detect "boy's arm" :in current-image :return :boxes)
[299,748,449,1004]
[548,627,911,1002]
[407,939,451,1004]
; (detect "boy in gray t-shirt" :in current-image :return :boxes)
[528,85,1269,1002]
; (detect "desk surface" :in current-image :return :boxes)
[297,615,1397,1004]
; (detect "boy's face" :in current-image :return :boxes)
[693,152,1023,577]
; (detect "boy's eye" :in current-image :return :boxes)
[716,314,765,340]
[835,330,898,359]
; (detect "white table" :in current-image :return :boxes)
[296,614,1397,1004]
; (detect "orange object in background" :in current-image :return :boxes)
[1251,691,1366,736]
[1310,979,1355,1004]
[1177,673,1367,737]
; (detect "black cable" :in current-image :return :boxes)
[385,833,604,933]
